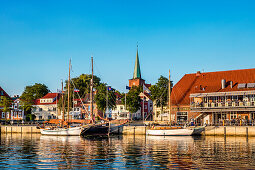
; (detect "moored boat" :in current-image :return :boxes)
[146,126,194,136]
[80,124,109,137]
[40,126,82,136]
[40,59,83,136]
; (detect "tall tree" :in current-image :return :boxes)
[58,74,101,110]
[125,86,142,115]
[94,84,116,115]
[0,96,12,113]
[20,83,50,113]
[150,75,173,111]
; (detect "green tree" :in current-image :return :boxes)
[0,96,12,113]
[58,74,101,110]
[94,84,116,115]
[20,83,50,114]
[125,86,142,116]
[150,75,173,111]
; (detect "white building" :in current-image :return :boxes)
[32,93,60,120]
[111,102,130,120]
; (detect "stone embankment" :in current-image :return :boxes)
[204,126,255,137]
[0,125,40,134]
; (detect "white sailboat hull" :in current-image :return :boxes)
[147,128,194,136]
[40,126,82,136]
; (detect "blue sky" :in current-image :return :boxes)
[1,0,255,96]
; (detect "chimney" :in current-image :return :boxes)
[221,79,226,89]
[196,71,201,76]
[230,81,233,88]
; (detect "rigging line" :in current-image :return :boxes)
[70,79,89,115]
[94,61,104,83]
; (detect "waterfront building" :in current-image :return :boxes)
[0,86,11,119]
[77,93,103,120]
[171,68,255,125]
[0,87,24,121]
[9,96,25,121]
[111,92,130,120]
[32,93,60,120]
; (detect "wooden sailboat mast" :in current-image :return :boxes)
[61,80,65,122]
[67,59,71,123]
[90,56,94,122]
[169,69,171,124]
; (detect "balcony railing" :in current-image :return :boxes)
[191,101,255,109]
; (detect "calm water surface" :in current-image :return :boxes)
[1,134,255,169]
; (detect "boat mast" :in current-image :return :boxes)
[67,59,71,124]
[90,56,94,122]
[61,80,65,125]
[169,69,171,125]
[106,86,108,118]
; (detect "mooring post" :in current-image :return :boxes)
[134,126,135,135]
[246,127,248,137]
[224,127,226,136]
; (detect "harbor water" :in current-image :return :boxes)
[1,134,255,169]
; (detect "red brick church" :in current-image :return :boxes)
[128,47,153,120]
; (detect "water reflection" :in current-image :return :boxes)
[1,134,255,169]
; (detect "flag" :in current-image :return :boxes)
[74,88,80,92]
[143,84,151,93]
[107,86,112,91]
[57,89,64,94]
[126,86,131,90]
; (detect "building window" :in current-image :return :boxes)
[18,112,22,118]
[77,108,79,111]
[6,113,9,119]
[144,105,147,109]
[48,115,52,119]
[88,106,90,111]
[2,112,5,118]
[177,112,188,123]
[39,116,42,120]
[14,112,17,118]
[230,112,237,119]
[53,107,56,111]
[0,91,3,95]
[39,108,42,112]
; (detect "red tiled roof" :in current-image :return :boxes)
[34,93,60,105]
[41,93,59,99]
[0,86,12,100]
[171,68,255,106]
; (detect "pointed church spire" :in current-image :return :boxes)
[133,45,141,79]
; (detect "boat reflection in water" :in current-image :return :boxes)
[1,134,255,169]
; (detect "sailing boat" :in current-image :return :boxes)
[80,56,110,137]
[146,70,203,136]
[40,60,82,136]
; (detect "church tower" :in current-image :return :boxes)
[129,46,145,87]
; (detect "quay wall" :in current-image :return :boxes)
[0,125,41,134]
[204,126,255,136]
[123,125,255,136]
[2,125,255,136]
[123,125,147,135]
